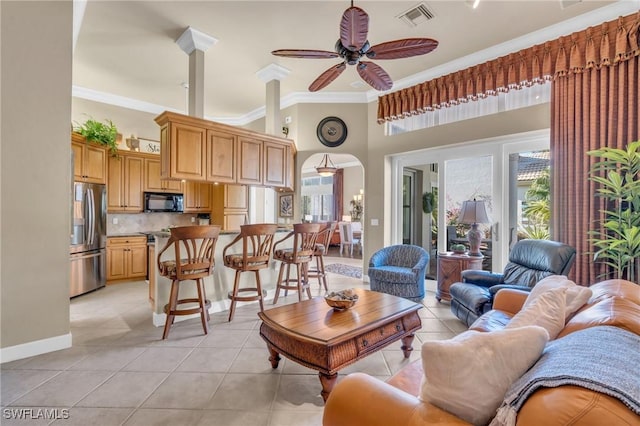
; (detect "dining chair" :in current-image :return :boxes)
[338,221,361,257]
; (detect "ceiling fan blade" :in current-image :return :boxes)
[272,49,339,59]
[357,61,392,91]
[340,6,369,52]
[309,63,346,92]
[366,38,439,60]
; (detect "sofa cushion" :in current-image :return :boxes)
[524,275,592,320]
[419,326,548,426]
[558,296,640,338]
[585,279,640,307]
[506,287,568,339]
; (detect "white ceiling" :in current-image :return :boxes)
[73,0,630,124]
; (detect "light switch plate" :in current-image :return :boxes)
[371,219,379,226]
[112,217,118,225]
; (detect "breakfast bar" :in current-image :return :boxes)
[149,228,292,327]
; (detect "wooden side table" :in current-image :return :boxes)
[436,253,483,302]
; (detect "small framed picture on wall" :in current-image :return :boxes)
[279,193,293,217]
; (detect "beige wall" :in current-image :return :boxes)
[1,2,72,352]
[72,98,163,147]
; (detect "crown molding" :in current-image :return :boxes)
[256,63,291,83]
[365,0,640,102]
[175,26,218,55]
[74,1,639,124]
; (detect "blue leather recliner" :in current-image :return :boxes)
[449,239,576,327]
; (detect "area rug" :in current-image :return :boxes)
[324,263,363,279]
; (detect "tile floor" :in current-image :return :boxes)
[1,255,467,426]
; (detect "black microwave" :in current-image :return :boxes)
[144,192,184,213]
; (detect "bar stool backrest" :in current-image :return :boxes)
[158,225,221,280]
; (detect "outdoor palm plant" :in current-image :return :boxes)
[520,169,550,240]
[587,140,640,282]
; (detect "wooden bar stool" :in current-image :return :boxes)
[272,223,321,304]
[223,223,278,322]
[157,225,221,340]
[307,222,336,293]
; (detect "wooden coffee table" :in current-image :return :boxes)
[258,288,422,401]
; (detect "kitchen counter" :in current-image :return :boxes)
[149,228,293,327]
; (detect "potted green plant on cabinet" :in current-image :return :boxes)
[74,117,119,157]
[587,140,640,282]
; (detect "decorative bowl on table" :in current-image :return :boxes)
[324,289,359,311]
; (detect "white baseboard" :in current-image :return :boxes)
[0,333,72,364]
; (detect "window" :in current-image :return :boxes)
[301,175,334,222]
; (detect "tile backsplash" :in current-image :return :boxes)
[107,213,197,235]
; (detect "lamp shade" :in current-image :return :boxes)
[458,200,490,224]
[315,154,337,176]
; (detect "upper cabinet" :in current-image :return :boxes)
[144,158,183,193]
[107,153,144,213]
[155,111,295,190]
[237,136,262,185]
[206,130,236,183]
[263,141,289,188]
[72,133,107,184]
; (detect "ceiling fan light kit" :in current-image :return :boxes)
[272,2,438,92]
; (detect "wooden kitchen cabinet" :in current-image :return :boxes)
[165,121,207,181]
[107,236,147,282]
[144,158,182,193]
[263,141,288,188]
[184,181,212,213]
[107,153,144,212]
[206,130,236,183]
[72,134,107,184]
[155,111,295,190]
[237,137,263,185]
[211,184,248,231]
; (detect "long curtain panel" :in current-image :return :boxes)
[551,55,639,285]
[377,11,639,285]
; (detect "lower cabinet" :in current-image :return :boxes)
[107,236,147,282]
[211,184,248,231]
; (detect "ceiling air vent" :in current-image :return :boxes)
[397,3,435,27]
[560,0,582,9]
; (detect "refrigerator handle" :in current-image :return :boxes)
[87,188,95,246]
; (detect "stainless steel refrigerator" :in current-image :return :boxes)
[70,182,107,297]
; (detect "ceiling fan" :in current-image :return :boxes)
[272,1,438,92]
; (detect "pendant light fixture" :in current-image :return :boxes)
[315,154,337,176]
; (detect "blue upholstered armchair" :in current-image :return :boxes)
[368,245,429,303]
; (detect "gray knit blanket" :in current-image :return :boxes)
[490,326,640,426]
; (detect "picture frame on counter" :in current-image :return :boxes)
[279,193,293,217]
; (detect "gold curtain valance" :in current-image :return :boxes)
[377,11,640,124]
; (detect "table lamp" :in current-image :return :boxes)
[458,199,490,257]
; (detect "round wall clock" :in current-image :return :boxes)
[316,116,347,147]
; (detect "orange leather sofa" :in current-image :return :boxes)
[322,279,640,426]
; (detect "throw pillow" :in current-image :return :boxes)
[525,275,592,320]
[419,326,548,426]
[506,286,567,339]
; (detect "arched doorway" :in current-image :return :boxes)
[301,153,365,258]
